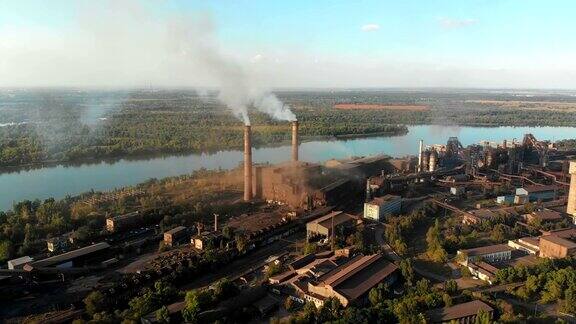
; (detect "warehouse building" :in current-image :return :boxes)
[106,211,141,232]
[163,226,189,247]
[507,237,540,255]
[466,261,499,284]
[515,185,558,202]
[363,195,401,221]
[7,256,33,270]
[305,253,398,307]
[426,300,494,323]
[539,235,576,259]
[457,244,513,265]
[523,209,564,224]
[192,232,223,251]
[29,242,111,268]
[306,211,358,239]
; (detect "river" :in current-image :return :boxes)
[0,125,575,211]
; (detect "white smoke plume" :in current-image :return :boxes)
[253,93,296,122]
[170,17,295,125]
[0,1,296,126]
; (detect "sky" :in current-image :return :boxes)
[0,0,575,89]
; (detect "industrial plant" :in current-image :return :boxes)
[2,118,576,323]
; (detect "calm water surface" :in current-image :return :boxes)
[0,125,575,211]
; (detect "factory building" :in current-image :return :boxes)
[457,244,513,265]
[270,251,398,308]
[253,161,322,208]
[7,256,33,270]
[515,185,557,202]
[29,242,111,268]
[245,118,395,209]
[496,195,515,205]
[163,226,189,247]
[325,155,392,176]
[192,232,223,251]
[426,300,494,324]
[522,209,564,225]
[244,120,303,201]
[363,195,401,221]
[306,211,358,239]
[508,237,540,255]
[106,211,142,232]
[253,159,370,210]
[387,157,418,174]
[305,253,398,307]
[539,235,576,259]
[464,261,499,284]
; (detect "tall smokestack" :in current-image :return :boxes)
[418,140,424,172]
[244,125,253,201]
[567,161,576,217]
[291,120,299,162]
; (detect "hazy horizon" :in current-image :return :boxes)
[1,0,576,89]
[2,87,576,94]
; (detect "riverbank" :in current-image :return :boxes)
[0,127,408,172]
[0,125,574,212]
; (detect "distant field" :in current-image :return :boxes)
[466,100,576,112]
[334,103,430,111]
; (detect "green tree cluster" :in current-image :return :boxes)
[426,219,448,262]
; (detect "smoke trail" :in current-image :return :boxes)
[171,17,296,125]
[0,1,296,126]
[254,93,296,122]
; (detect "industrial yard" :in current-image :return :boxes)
[1,116,576,323]
[4,0,576,322]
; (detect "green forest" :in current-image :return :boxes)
[0,168,242,263]
[1,89,576,168]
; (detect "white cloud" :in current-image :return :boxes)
[361,23,380,32]
[438,18,478,29]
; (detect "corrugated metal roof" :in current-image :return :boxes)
[318,254,398,301]
[427,300,493,322]
[165,226,187,235]
[522,185,558,193]
[31,242,110,267]
[541,235,576,249]
[460,244,513,257]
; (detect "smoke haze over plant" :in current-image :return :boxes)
[0,1,296,125]
[1,0,576,93]
[169,17,295,125]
